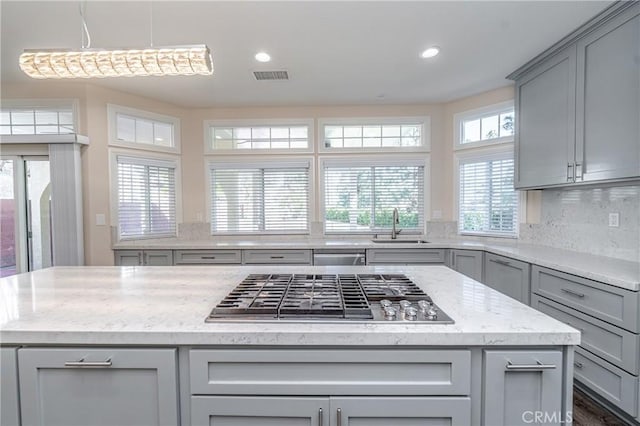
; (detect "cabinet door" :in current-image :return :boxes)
[330,397,471,426]
[515,47,576,189]
[114,249,143,266]
[576,7,640,183]
[1,347,20,426]
[483,350,564,426]
[484,253,531,304]
[144,250,174,266]
[449,249,483,281]
[191,396,329,426]
[18,347,178,426]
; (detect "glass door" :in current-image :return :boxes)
[25,158,52,271]
[0,159,19,277]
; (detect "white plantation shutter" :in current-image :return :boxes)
[323,161,425,234]
[458,155,518,235]
[210,162,310,234]
[117,156,177,239]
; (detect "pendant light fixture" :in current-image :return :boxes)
[19,2,213,79]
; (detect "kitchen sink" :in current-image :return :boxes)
[371,239,430,244]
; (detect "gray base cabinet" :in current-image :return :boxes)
[484,253,531,304]
[114,249,174,266]
[483,350,564,426]
[1,347,20,426]
[448,249,483,281]
[18,347,179,426]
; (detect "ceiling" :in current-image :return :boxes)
[1,1,611,108]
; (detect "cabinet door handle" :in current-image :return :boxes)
[493,259,511,267]
[575,162,583,180]
[318,408,323,426]
[574,361,584,369]
[65,357,112,368]
[567,163,574,182]
[451,252,455,267]
[336,408,342,426]
[201,256,217,259]
[144,252,149,265]
[138,252,143,265]
[561,288,585,298]
[270,255,285,259]
[506,360,556,371]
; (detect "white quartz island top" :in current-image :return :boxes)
[0,265,579,347]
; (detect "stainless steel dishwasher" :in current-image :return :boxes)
[313,249,366,265]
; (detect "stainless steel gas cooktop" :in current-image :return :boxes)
[206,274,454,324]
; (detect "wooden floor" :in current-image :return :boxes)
[573,388,628,426]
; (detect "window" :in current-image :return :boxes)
[320,117,429,151]
[0,105,75,135]
[458,151,518,236]
[206,119,313,152]
[116,156,177,239]
[322,159,425,234]
[209,161,311,234]
[455,101,514,148]
[108,105,179,152]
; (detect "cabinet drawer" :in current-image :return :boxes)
[574,347,639,417]
[533,295,639,374]
[366,249,444,264]
[174,250,241,264]
[531,265,639,332]
[190,349,471,396]
[242,250,312,264]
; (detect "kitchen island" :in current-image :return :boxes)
[0,265,579,426]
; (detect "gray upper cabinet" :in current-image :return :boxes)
[18,347,179,426]
[484,253,531,304]
[1,347,20,426]
[449,249,483,282]
[575,8,640,183]
[511,2,640,189]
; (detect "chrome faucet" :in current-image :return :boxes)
[391,208,401,239]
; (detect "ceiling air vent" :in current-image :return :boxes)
[253,70,289,81]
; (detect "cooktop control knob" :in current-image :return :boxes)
[383,307,397,321]
[380,299,393,308]
[399,300,412,311]
[404,307,418,321]
[426,308,438,320]
[417,300,433,312]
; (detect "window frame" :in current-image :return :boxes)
[1,98,79,136]
[109,148,182,241]
[318,116,431,153]
[319,154,430,236]
[206,155,315,235]
[204,118,315,155]
[454,145,523,239]
[107,104,181,154]
[454,101,514,150]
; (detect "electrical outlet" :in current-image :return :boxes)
[432,210,442,220]
[608,212,619,227]
[96,213,106,226]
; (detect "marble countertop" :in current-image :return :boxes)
[113,238,640,291]
[0,265,579,347]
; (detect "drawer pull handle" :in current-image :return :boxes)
[201,256,217,259]
[318,408,323,426]
[574,361,584,369]
[336,408,342,426]
[270,256,285,259]
[65,358,112,368]
[493,259,511,266]
[561,288,585,298]
[567,163,574,182]
[506,360,556,371]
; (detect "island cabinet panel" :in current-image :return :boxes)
[533,295,639,374]
[189,349,471,396]
[366,248,444,264]
[531,265,639,333]
[483,253,531,305]
[174,250,241,265]
[448,249,483,282]
[114,249,174,266]
[242,249,312,265]
[18,347,179,426]
[574,347,639,417]
[1,347,20,426]
[483,350,563,426]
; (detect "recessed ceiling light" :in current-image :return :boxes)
[420,46,440,59]
[255,52,271,62]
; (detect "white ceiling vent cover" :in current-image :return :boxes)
[253,70,289,80]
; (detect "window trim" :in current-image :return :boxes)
[1,98,80,136]
[454,144,523,239]
[109,148,182,241]
[206,155,315,235]
[204,118,315,155]
[319,154,430,236]
[318,116,431,153]
[454,101,514,151]
[107,104,181,154]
